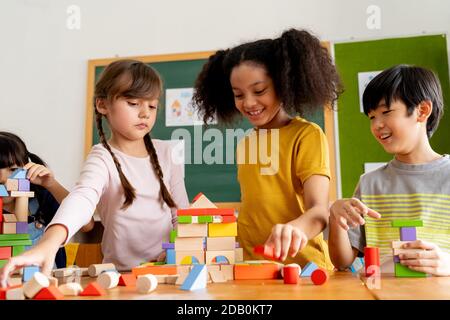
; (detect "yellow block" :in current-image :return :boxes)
[208,222,237,237]
[64,243,79,267]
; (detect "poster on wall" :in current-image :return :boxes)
[357,71,382,113]
[165,88,217,126]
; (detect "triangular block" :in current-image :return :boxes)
[34,286,64,300]
[79,282,106,296]
[300,262,318,277]
[9,169,27,179]
[190,193,217,209]
[180,264,207,291]
[0,185,8,197]
[118,273,136,287]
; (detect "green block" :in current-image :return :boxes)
[394,263,427,277]
[170,229,177,243]
[198,216,213,223]
[178,216,192,224]
[12,245,26,256]
[0,240,32,247]
[0,259,7,268]
[0,234,30,241]
[153,261,165,265]
[391,220,423,228]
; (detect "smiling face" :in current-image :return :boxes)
[368,99,425,156]
[230,62,290,129]
[96,96,159,143]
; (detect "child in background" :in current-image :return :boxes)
[0,60,189,286]
[193,29,342,269]
[328,65,450,276]
[0,131,68,268]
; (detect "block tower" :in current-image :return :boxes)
[0,169,33,268]
[391,219,426,277]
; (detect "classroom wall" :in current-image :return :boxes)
[1,0,449,190]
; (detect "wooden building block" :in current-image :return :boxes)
[0,185,8,196]
[391,220,423,228]
[393,248,426,255]
[177,223,208,237]
[300,262,318,277]
[5,286,25,300]
[283,265,300,284]
[97,271,120,289]
[23,272,50,299]
[170,229,177,243]
[59,283,83,296]
[136,274,158,294]
[175,272,189,285]
[34,285,64,300]
[0,246,12,260]
[3,222,16,234]
[118,273,136,287]
[235,248,244,262]
[206,237,235,251]
[209,270,227,283]
[208,222,237,237]
[80,282,106,296]
[190,193,217,209]
[0,233,30,241]
[311,268,329,285]
[162,242,175,249]
[175,250,205,265]
[132,265,178,277]
[394,263,426,278]
[177,208,234,216]
[48,276,58,287]
[178,216,192,224]
[6,179,18,191]
[23,265,40,282]
[364,247,380,277]
[14,197,29,222]
[15,222,28,234]
[10,191,34,197]
[17,179,30,192]
[391,241,411,249]
[165,274,179,285]
[205,250,235,265]
[253,244,277,260]
[234,264,280,280]
[180,264,207,291]
[2,214,17,222]
[400,227,417,241]
[87,263,116,277]
[0,284,22,300]
[219,264,234,281]
[9,168,27,179]
[175,237,204,251]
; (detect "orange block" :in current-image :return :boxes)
[118,273,137,286]
[131,265,178,277]
[80,282,106,296]
[177,208,234,216]
[234,264,280,280]
[34,286,64,300]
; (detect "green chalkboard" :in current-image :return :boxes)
[86,53,325,202]
[334,35,450,198]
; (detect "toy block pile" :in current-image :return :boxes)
[391,219,427,278]
[0,169,33,269]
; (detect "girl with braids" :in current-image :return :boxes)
[0,60,188,283]
[193,29,342,270]
[0,131,69,268]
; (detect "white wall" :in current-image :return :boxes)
[1,0,449,189]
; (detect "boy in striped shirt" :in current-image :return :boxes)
[328,65,450,276]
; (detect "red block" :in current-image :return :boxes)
[0,247,12,260]
[192,192,204,202]
[221,215,237,223]
[177,208,234,216]
[253,245,277,260]
[311,268,328,285]
[80,282,106,296]
[34,286,64,300]
[364,247,380,277]
[118,273,136,287]
[283,266,299,284]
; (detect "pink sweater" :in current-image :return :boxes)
[47,140,189,271]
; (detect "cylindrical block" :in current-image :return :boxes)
[283,266,300,284]
[59,283,83,296]
[14,197,29,222]
[136,274,158,294]
[97,271,120,289]
[88,263,116,277]
[311,268,329,285]
[364,247,380,277]
[281,263,301,278]
[23,272,50,299]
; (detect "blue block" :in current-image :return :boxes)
[23,265,40,282]
[0,185,8,196]
[215,256,228,263]
[300,261,318,277]
[10,169,27,179]
[166,249,176,264]
[350,257,364,273]
[180,264,207,291]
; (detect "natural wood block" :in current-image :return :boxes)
[205,250,235,265]
[175,237,204,251]
[206,237,235,251]
[176,224,208,238]
[175,250,205,265]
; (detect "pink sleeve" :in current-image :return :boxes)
[45,147,109,245]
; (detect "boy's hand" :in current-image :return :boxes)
[23,162,56,189]
[399,240,450,276]
[265,224,308,261]
[0,247,55,288]
[330,198,381,231]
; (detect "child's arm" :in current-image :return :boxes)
[398,240,450,276]
[0,224,68,287]
[24,162,69,203]
[265,175,330,261]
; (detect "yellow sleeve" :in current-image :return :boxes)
[295,124,331,184]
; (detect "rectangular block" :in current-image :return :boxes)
[0,259,7,268]
[10,191,34,197]
[12,245,25,257]
[2,214,17,223]
[2,223,16,234]
[211,215,237,223]
[391,241,411,249]
[175,237,204,251]
[235,248,244,262]
[15,222,28,234]
[393,255,400,263]
[177,208,234,216]
[131,265,178,277]
[394,263,426,278]
[393,248,425,255]
[208,222,237,237]
[175,250,205,265]
[23,265,40,282]
[170,229,177,243]
[166,249,176,264]
[6,179,18,191]
[198,216,213,223]
[162,242,174,250]
[0,234,30,241]
[178,216,192,224]
[0,239,33,246]
[400,227,416,241]
[206,237,236,251]
[234,264,280,280]
[205,250,235,265]
[0,185,9,196]
[17,179,30,192]
[177,223,208,238]
[391,220,423,228]
[0,247,12,260]
[219,264,234,281]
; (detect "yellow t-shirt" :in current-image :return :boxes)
[236,117,334,270]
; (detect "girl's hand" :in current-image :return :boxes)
[265,224,309,261]
[399,240,450,276]
[330,198,381,231]
[23,162,56,189]
[0,246,56,288]
[156,251,166,263]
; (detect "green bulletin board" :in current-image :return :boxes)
[334,34,450,197]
